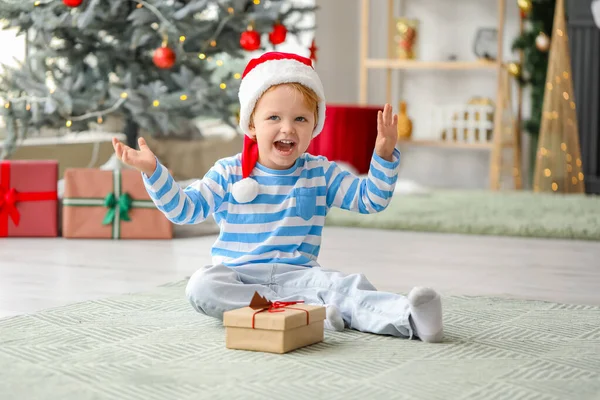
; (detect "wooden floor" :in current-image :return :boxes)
[1,227,600,318]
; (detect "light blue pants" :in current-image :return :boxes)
[185,263,413,338]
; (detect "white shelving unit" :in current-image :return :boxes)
[358,0,522,190]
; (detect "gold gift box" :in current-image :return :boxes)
[223,293,326,354]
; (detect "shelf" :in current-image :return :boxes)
[397,139,493,150]
[364,59,498,70]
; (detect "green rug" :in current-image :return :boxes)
[326,190,600,241]
[1,282,600,400]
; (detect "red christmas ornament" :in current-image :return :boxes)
[269,22,287,45]
[308,39,318,63]
[153,46,176,69]
[63,0,83,7]
[240,27,261,51]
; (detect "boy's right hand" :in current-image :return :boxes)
[112,136,157,177]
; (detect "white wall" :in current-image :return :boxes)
[315,0,531,189]
[0,28,26,69]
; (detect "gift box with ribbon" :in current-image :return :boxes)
[223,292,326,354]
[62,168,172,239]
[0,160,58,237]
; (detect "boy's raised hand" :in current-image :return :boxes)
[374,103,398,162]
[112,136,157,177]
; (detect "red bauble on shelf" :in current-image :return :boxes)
[240,28,261,51]
[269,23,287,45]
[153,46,176,69]
[63,0,83,7]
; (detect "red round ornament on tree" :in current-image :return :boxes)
[240,29,261,51]
[153,46,176,69]
[269,23,287,45]
[63,0,83,7]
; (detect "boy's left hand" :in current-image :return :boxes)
[375,103,398,162]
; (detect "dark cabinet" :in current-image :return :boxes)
[567,0,600,194]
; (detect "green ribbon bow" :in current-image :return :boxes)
[102,192,133,225]
[63,169,154,239]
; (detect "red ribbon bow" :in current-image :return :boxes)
[249,293,310,329]
[0,161,58,236]
[0,187,20,225]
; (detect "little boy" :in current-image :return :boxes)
[112,52,443,343]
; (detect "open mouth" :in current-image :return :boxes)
[273,139,296,155]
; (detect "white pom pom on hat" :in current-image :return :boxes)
[231,51,326,204]
[231,135,260,203]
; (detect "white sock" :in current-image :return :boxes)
[408,287,444,343]
[324,304,345,331]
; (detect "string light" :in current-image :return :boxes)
[570,101,576,110]
[153,100,160,107]
[4,103,10,109]
[540,147,548,156]
[572,177,578,185]
[179,36,186,42]
[561,143,567,151]
[234,73,241,79]
[576,158,582,167]
[216,60,224,66]
[97,116,103,124]
[180,94,187,101]
[136,3,142,8]
[544,168,551,177]
[546,82,553,90]
[25,104,31,111]
[120,92,128,99]
[579,172,584,180]
[210,40,217,47]
[552,182,558,191]
[563,72,569,79]
[228,7,234,14]
[567,164,573,172]
[254,0,260,4]
[566,154,572,162]
[66,120,72,128]
[34,1,40,5]
[198,53,206,60]
[557,29,564,37]
[219,83,227,89]
[563,92,569,100]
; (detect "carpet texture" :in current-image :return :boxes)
[1,281,599,400]
[326,190,600,241]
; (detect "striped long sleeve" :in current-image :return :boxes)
[141,150,400,268]
[142,159,229,225]
[324,148,401,214]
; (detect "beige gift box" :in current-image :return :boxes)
[223,293,326,354]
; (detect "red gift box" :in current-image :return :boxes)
[0,160,58,237]
[307,104,381,174]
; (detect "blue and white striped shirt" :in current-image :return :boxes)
[143,148,401,268]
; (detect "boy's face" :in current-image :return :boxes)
[249,84,316,170]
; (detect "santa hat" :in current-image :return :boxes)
[231,52,326,203]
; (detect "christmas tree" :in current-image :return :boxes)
[533,0,584,194]
[512,0,556,139]
[0,0,316,158]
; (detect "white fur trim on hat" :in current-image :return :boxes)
[238,58,326,138]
